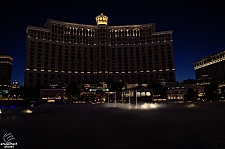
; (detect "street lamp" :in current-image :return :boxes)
[122,91,123,104]
[136,90,137,108]
[114,91,117,107]
[108,93,109,104]
[129,90,130,104]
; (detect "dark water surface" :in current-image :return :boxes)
[1,102,225,149]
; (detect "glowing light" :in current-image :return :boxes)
[23,109,32,114]
[104,103,164,110]
[96,13,108,25]
[146,92,151,96]
[140,103,159,109]
[47,100,55,102]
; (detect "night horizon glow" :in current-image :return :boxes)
[1,1,225,86]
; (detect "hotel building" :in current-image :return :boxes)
[194,50,225,81]
[0,49,13,88]
[25,13,175,87]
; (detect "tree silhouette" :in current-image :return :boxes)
[66,81,79,101]
[147,82,166,97]
[203,83,219,101]
[111,82,127,100]
[185,87,198,101]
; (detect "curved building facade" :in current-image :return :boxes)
[194,50,225,81]
[25,13,175,87]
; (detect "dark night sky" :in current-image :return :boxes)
[1,0,225,86]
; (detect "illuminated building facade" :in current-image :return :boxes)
[25,13,175,87]
[194,50,225,81]
[0,49,13,88]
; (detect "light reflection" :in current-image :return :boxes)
[186,104,195,108]
[140,103,158,109]
[23,109,32,114]
[104,103,164,110]
[0,106,6,108]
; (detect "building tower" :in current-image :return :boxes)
[0,49,13,89]
[25,13,176,87]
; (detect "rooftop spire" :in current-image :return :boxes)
[95,13,108,25]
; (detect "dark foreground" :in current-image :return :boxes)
[1,102,225,149]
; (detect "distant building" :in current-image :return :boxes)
[25,13,176,87]
[11,80,20,89]
[167,86,184,101]
[0,49,13,88]
[8,80,21,100]
[123,85,154,102]
[194,50,225,81]
[39,84,66,103]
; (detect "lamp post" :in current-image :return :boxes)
[136,90,137,108]
[115,92,116,103]
[114,91,117,107]
[129,90,130,104]
[108,93,109,104]
[122,91,123,104]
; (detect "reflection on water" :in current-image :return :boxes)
[0,102,225,149]
[104,102,200,110]
[105,102,165,110]
[186,103,195,108]
[23,109,32,113]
